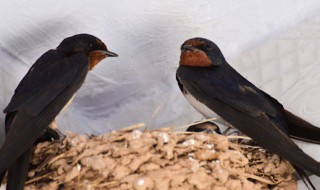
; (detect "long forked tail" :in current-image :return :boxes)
[294,166,316,190]
[283,109,320,144]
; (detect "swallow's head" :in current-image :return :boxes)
[57,34,118,70]
[179,37,225,67]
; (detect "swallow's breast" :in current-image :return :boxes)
[184,90,228,126]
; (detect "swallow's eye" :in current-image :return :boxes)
[205,44,212,50]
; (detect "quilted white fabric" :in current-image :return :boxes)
[1,1,320,189]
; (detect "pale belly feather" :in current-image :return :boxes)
[184,91,229,126]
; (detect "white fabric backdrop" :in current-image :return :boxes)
[1,1,320,189]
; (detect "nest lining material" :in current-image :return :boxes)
[13,123,296,190]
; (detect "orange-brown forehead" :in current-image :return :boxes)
[183,39,205,47]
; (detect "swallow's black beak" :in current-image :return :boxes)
[101,50,118,57]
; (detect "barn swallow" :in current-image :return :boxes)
[0,33,117,190]
[176,37,320,189]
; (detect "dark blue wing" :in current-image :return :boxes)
[177,66,278,118]
[4,50,89,115]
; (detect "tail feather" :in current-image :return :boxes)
[6,149,32,190]
[0,172,5,188]
[261,90,320,144]
[283,109,320,144]
[294,166,316,190]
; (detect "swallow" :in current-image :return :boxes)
[176,37,320,190]
[0,33,118,190]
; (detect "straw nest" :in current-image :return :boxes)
[15,123,296,190]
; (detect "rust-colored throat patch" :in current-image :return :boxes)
[89,51,107,70]
[179,49,212,67]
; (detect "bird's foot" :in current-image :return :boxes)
[49,120,66,141]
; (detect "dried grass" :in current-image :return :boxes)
[12,123,296,190]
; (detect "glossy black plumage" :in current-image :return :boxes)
[0,34,117,190]
[176,37,320,189]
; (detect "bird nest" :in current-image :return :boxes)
[20,123,296,190]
